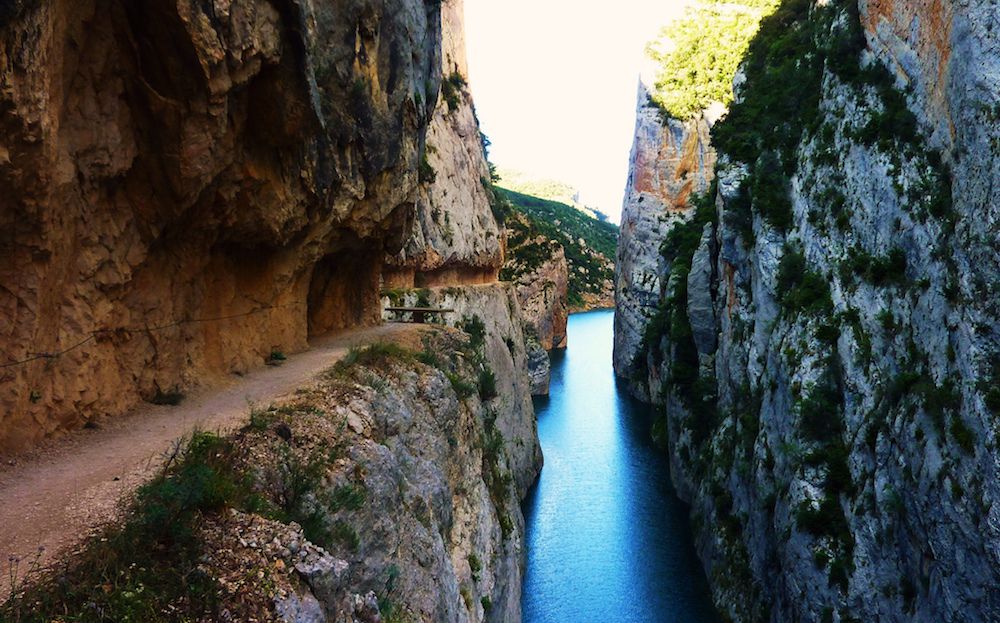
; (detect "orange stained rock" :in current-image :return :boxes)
[863,0,955,140]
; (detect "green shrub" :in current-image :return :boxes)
[440,72,466,112]
[329,484,367,512]
[950,416,975,454]
[795,496,847,539]
[752,152,794,231]
[712,0,826,167]
[460,315,487,352]
[777,248,833,316]
[419,152,437,183]
[331,520,359,550]
[468,553,482,581]
[447,372,477,399]
[986,387,1000,416]
[6,433,261,621]
[845,247,908,286]
[478,368,498,401]
[799,381,843,443]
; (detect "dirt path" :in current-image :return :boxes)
[0,323,416,580]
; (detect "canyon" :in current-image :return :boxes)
[6,0,998,620]
[617,0,1000,621]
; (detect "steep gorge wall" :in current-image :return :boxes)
[382,0,503,289]
[0,0,444,451]
[613,80,718,397]
[243,316,541,623]
[619,1,1000,620]
[501,211,570,395]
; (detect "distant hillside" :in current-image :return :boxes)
[495,168,611,223]
[499,188,618,309]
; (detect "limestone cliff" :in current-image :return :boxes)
[383,0,503,288]
[0,0,452,451]
[380,283,543,490]
[619,1,1000,620]
[613,80,718,395]
[509,240,568,395]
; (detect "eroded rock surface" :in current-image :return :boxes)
[381,283,543,493]
[383,0,502,289]
[0,0,449,451]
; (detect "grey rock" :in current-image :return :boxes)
[525,335,552,396]
[687,222,717,357]
[274,591,327,623]
[613,78,718,391]
[616,1,1000,621]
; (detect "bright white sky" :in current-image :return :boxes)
[465,0,692,224]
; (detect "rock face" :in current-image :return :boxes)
[0,0,450,451]
[500,210,571,395]
[383,0,502,288]
[381,283,543,494]
[612,80,718,394]
[510,241,569,353]
[514,243,568,395]
[618,2,1000,621]
[198,325,539,622]
[511,244,569,396]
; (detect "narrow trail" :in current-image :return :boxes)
[0,323,416,580]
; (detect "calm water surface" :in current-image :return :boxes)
[522,310,719,623]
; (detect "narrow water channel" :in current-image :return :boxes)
[521,310,719,622]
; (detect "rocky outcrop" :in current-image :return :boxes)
[621,1,1000,621]
[510,242,568,353]
[381,283,543,493]
[612,80,719,393]
[27,323,540,622]
[243,325,538,623]
[383,0,502,289]
[499,210,571,395]
[512,243,568,395]
[0,0,450,451]
[511,244,568,396]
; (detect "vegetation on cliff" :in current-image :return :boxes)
[499,188,618,308]
[646,0,781,120]
[494,168,611,222]
[632,0,981,619]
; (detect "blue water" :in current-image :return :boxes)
[522,310,720,623]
